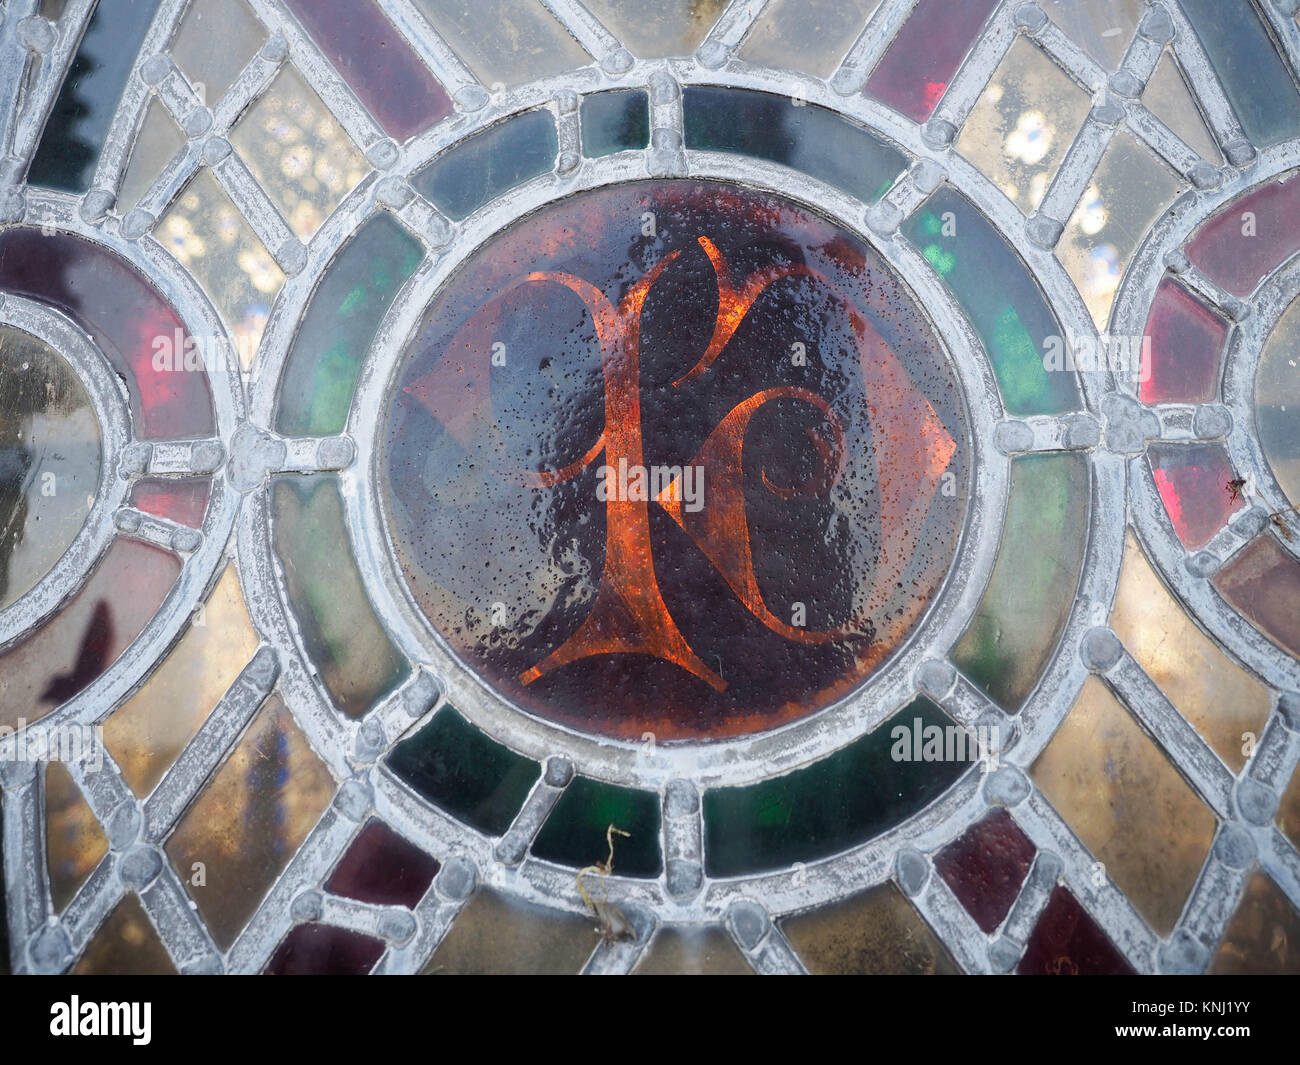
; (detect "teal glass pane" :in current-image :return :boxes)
[580,89,650,157]
[1179,0,1300,148]
[531,777,662,878]
[270,475,409,717]
[903,188,1082,416]
[412,109,558,221]
[702,698,967,876]
[28,0,159,193]
[387,706,539,836]
[952,453,1090,711]
[682,86,905,205]
[275,212,423,436]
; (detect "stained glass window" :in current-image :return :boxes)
[2,0,1300,982]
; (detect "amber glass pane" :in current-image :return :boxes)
[740,0,883,78]
[413,0,589,87]
[583,0,725,59]
[1111,532,1270,771]
[44,761,107,913]
[104,564,259,798]
[229,66,368,241]
[0,325,101,611]
[781,883,960,975]
[424,889,599,975]
[71,894,177,975]
[116,99,186,213]
[160,169,284,367]
[171,0,267,106]
[632,927,753,975]
[957,38,1091,214]
[1031,677,1216,935]
[1058,133,1181,330]
[1041,0,1142,69]
[165,695,335,949]
[1210,872,1300,974]
[1143,51,1220,163]
[0,539,182,730]
[1280,764,1300,851]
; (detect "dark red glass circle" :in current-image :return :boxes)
[382,180,968,741]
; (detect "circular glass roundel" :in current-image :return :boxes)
[382,180,969,742]
[0,325,102,610]
[1257,292,1300,506]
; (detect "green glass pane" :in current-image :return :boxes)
[28,0,158,193]
[387,706,539,836]
[413,110,557,221]
[952,453,1090,710]
[1180,0,1300,148]
[903,188,1082,415]
[682,86,905,205]
[270,475,408,717]
[275,212,423,436]
[702,698,966,877]
[580,90,650,157]
[531,777,662,878]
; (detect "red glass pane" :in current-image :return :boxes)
[933,809,1036,933]
[1214,535,1300,658]
[264,924,385,975]
[1149,443,1242,549]
[864,0,1000,123]
[1185,171,1300,298]
[283,0,453,141]
[129,478,211,528]
[325,819,440,908]
[1139,278,1226,404]
[1017,886,1136,975]
[0,230,215,439]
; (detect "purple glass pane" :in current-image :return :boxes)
[1185,172,1300,298]
[864,0,999,123]
[325,819,440,909]
[1214,535,1300,659]
[284,0,453,141]
[934,809,1036,933]
[265,923,386,975]
[1140,278,1226,404]
[1149,443,1242,549]
[0,229,214,439]
[1018,887,1136,975]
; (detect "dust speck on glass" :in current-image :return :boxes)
[1,0,1299,977]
